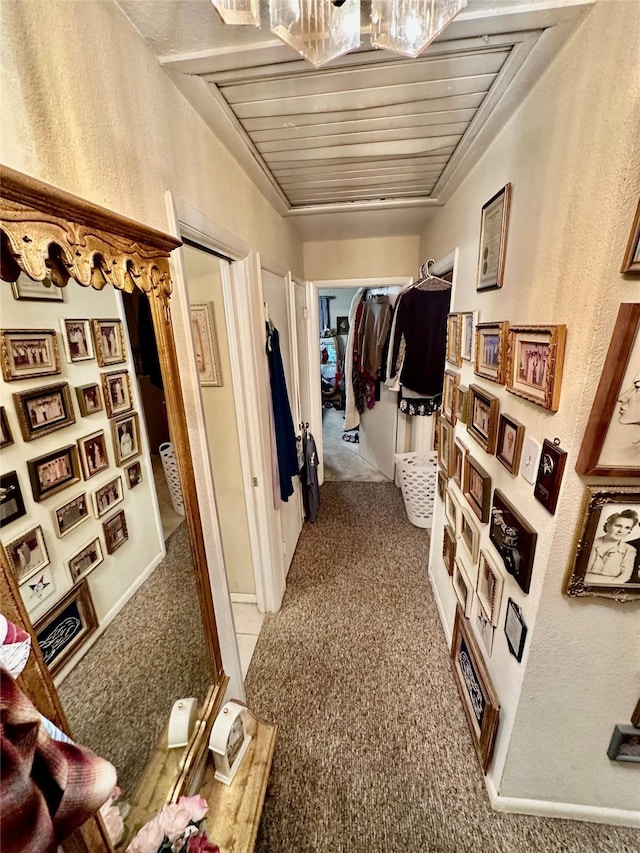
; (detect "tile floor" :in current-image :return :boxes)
[231,601,264,679]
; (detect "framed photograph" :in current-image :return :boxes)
[563,487,639,601]
[476,600,495,657]
[506,325,567,412]
[3,525,50,585]
[445,483,463,535]
[125,460,143,489]
[112,412,141,466]
[607,725,640,763]
[67,537,104,582]
[12,381,76,442]
[75,383,103,417]
[93,475,124,518]
[533,439,567,515]
[101,369,133,419]
[576,304,640,477]
[490,490,538,594]
[103,508,129,554]
[0,329,60,381]
[442,370,460,425]
[475,321,508,384]
[27,444,81,502]
[496,414,525,475]
[437,470,446,503]
[446,313,462,367]
[454,384,470,425]
[0,472,26,528]
[450,607,500,772]
[53,492,89,538]
[77,431,109,480]
[438,414,454,477]
[20,566,57,617]
[34,580,98,675]
[0,407,13,448]
[476,183,511,291]
[504,598,527,662]
[460,506,481,565]
[463,455,491,523]
[453,558,474,618]
[461,311,478,363]
[336,316,349,335]
[476,549,504,626]
[621,198,640,275]
[451,436,467,490]
[11,272,64,302]
[92,318,126,366]
[467,384,499,454]
[442,524,456,577]
[60,319,94,362]
[191,302,222,387]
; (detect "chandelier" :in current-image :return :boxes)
[210,0,468,68]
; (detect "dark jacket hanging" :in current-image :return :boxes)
[266,322,299,502]
[300,429,320,523]
[389,287,450,396]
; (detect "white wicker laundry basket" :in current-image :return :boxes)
[159,441,185,516]
[394,451,438,529]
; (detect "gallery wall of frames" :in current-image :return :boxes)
[0,275,164,679]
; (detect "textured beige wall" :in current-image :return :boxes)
[422,0,640,813]
[304,236,420,280]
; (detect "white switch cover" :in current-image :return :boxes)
[520,437,541,485]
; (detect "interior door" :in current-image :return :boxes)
[291,276,311,428]
[359,384,398,480]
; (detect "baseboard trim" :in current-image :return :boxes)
[485,776,640,829]
[230,592,258,604]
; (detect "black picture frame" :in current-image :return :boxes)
[34,580,98,675]
[533,439,567,515]
[504,598,527,662]
[489,489,538,594]
[0,472,26,528]
[336,316,349,335]
[27,444,82,502]
[0,406,13,448]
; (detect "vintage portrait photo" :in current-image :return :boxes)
[68,538,104,582]
[596,331,639,468]
[61,318,94,362]
[92,319,126,366]
[3,525,50,584]
[446,313,461,367]
[93,476,123,518]
[13,382,75,441]
[113,413,140,465]
[53,492,89,537]
[28,445,81,502]
[461,311,477,362]
[507,326,566,411]
[125,460,143,489]
[517,340,549,391]
[102,370,133,419]
[1,329,60,381]
[496,414,524,475]
[78,431,109,479]
[464,455,490,523]
[103,509,128,554]
[76,383,103,417]
[477,550,503,625]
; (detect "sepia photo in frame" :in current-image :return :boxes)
[52,491,90,538]
[12,381,76,442]
[496,413,525,475]
[474,321,508,384]
[506,325,566,412]
[60,318,94,363]
[92,318,126,367]
[27,444,81,502]
[467,384,499,454]
[446,313,462,367]
[3,524,50,585]
[1,329,60,381]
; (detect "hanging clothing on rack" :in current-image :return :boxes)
[343,287,366,431]
[265,320,299,503]
[299,425,320,523]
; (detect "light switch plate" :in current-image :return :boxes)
[520,437,541,485]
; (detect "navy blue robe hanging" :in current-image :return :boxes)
[266,322,299,502]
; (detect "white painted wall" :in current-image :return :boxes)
[304,236,420,280]
[422,0,640,818]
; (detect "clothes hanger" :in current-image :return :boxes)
[412,259,452,292]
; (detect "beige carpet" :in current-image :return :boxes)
[245,481,640,853]
[322,407,389,482]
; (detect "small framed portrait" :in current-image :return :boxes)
[11,272,64,302]
[0,329,60,381]
[34,580,98,676]
[437,414,454,477]
[576,304,640,478]
[93,475,124,518]
[461,311,478,363]
[454,384,470,425]
[476,600,495,657]
[496,414,525,475]
[103,508,129,554]
[112,412,141,466]
[442,524,456,577]
[476,549,504,626]
[442,370,460,425]
[476,183,511,292]
[506,325,567,412]
[450,607,500,773]
[67,537,104,583]
[336,316,349,335]
[0,407,13,448]
[20,566,57,618]
[0,472,26,528]
[75,383,103,417]
[453,558,474,618]
[77,431,110,480]
[463,455,491,523]
[437,470,446,503]
[459,506,481,565]
[101,369,133,419]
[490,490,538,595]
[504,598,527,662]
[445,482,463,535]
[125,460,143,490]
[191,302,222,387]
[60,319,94,362]
[474,321,508,384]
[451,436,468,490]
[607,725,640,763]
[563,487,639,602]
[621,198,640,275]
[446,313,462,367]
[53,492,90,538]
[92,318,126,366]
[533,439,567,515]
[27,444,81,502]
[467,384,499,454]
[12,382,76,442]
[3,525,50,585]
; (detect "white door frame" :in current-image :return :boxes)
[308,277,412,484]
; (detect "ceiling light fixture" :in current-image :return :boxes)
[210,0,467,67]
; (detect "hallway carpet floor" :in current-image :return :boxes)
[245,481,639,853]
